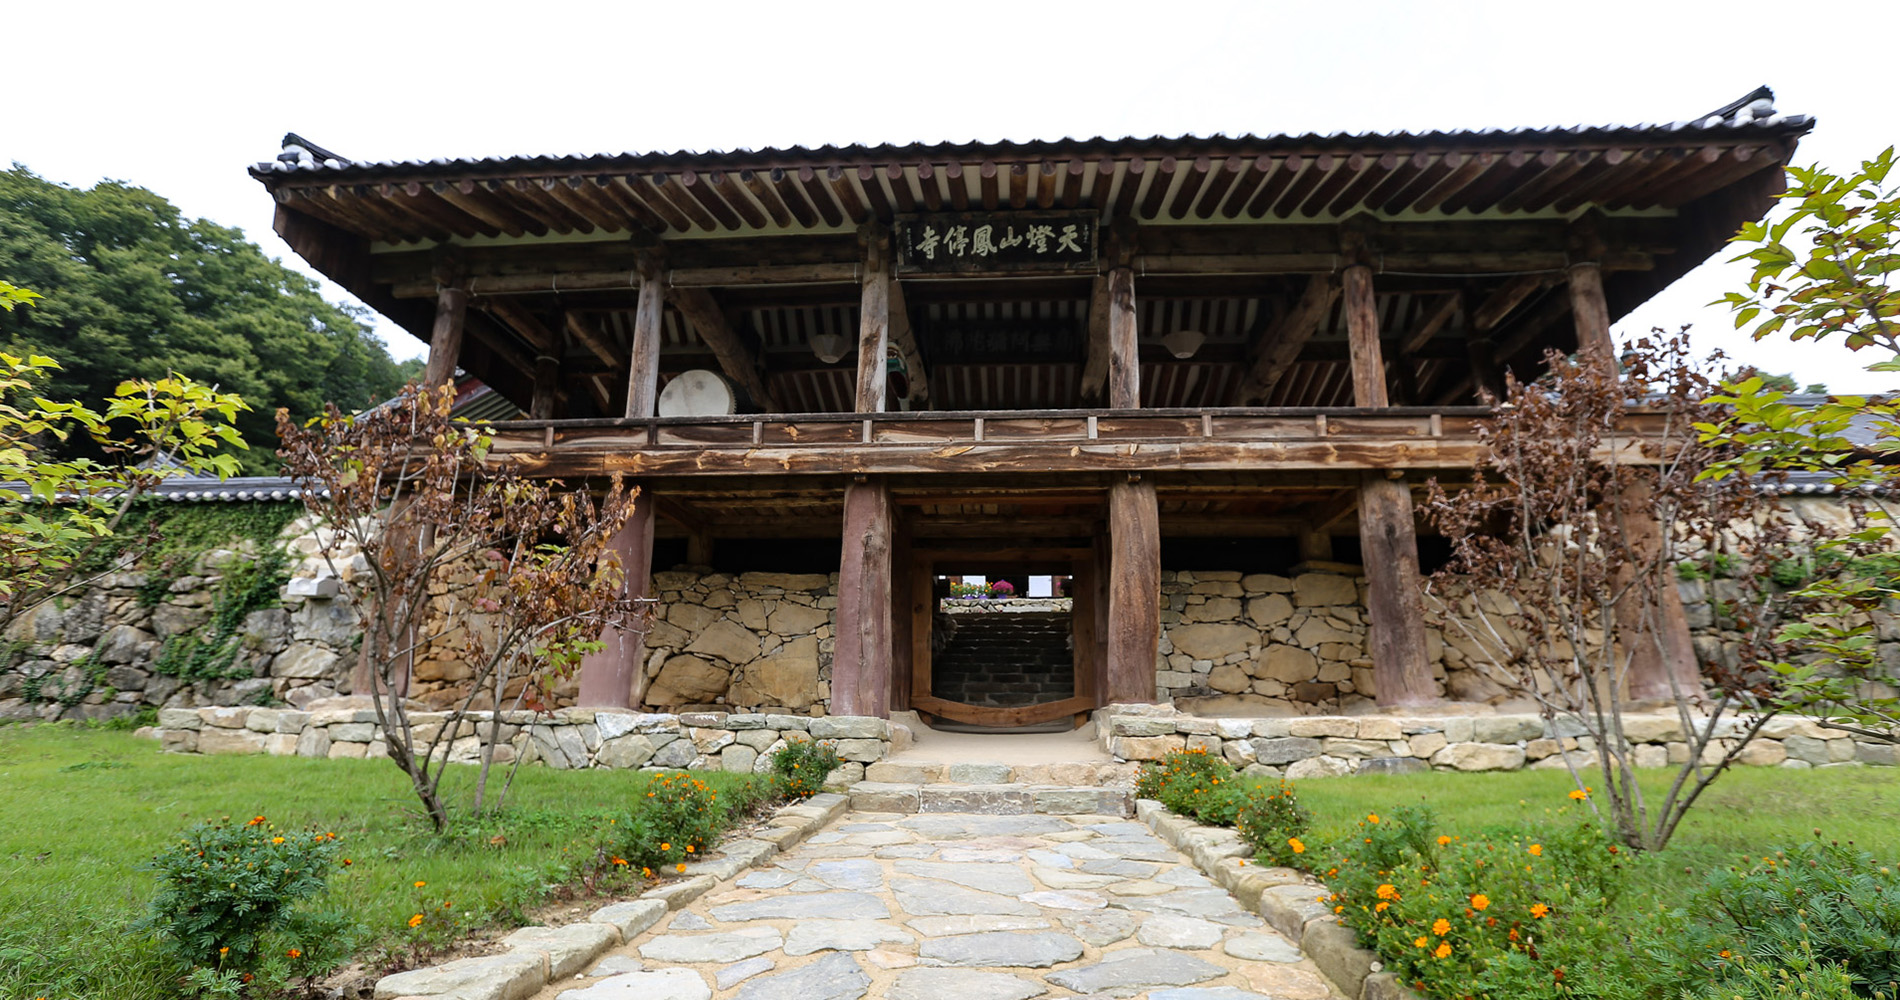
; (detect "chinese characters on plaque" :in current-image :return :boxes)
[894,212,1096,273]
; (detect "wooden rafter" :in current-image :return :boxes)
[564,310,624,370]
[1233,274,1338,405]
[667,286,783,413]
[1470,274,1550,332]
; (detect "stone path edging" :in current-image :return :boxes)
[1135,798,1424,1000]
[372,791,851,1000]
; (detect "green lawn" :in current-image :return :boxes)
[0,724,761,1000]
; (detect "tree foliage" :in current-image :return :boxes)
[276,384,644,831]
[0,166,418,471]
[1423,338,1822,852]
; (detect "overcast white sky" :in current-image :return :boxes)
[6,0,1894,391]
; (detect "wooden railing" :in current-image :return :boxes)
[480,406,1666,478]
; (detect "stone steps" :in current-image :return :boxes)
[847,781,1133,817]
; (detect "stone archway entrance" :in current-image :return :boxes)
[905,547,1103,729]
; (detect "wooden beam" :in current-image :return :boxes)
[1080,274,1112,403]
[833,478,894,717]
[1343,265,1388,407]
[481,297,558,354]
[625,254,665,418]
[856,228,891,413]
[564,310,623,370]
[668,286,783,412]
[1106,477,1160,704]
[422,264,467,388]
[1399,293,1459,356]
[1357,472,1436,706]
[1106,267,1140,408]
[888,277,928,405]
[1233,274,1337,404]
[1470,273,1549,332]
[530,353,559,420]
[1568,215,1617,370]
[578,497,653,709]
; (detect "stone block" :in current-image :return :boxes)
[157,708,203,731]
[1857,741,1900,766]
[920,784,1033,814]
[764,713,810,732]
[1736,740,1789,766]
[501,922,619,978]
[1112,735,1186,760]
[1783,735,1831,765]
[1247,594,1294,627]
[1170,623,1260,660]
[722,745,759,773]
[1356,756,1428,776]
[590,899,667,939]
[1302,918,1376,998]
[1285,755,1353,779]
[295,728,331,758]
[1249,737,1321,765]
[1320,738,1389,758]
[597,735,657,769]
[1356,718,1402,741]
[1258,883,1332,941]
[203,706,251,729]
[371,951,545,1000]
[197,728,268,755]
[833,738,886,762]
[848,782,921,812]
[949,762,1012,783]
[1622,715,1688,743]
[327,741,367,759]
[272,643,340,680]
[1293,573,1358,607]
[159,729,198,753]
[1110,716,1180,737]
[810,716,886,740]
[1431,742,1527,771]
[1470,715,1543,744]
[1287,717,1357,738]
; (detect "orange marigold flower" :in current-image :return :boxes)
[676,863,687,873]
[1434,942,1452,959]
[611,856,628,866]
[219,946,230,956]
[1414,936,1429,948]
[1531,903,1550,918]
[343,858,353,866]
[414,880,427,888]
[1508,927,1521,941]
[1437,835,1452,846]
[1718,949,1732,959]
[1432,918,1451,936]
[287,948,302,958]
[1569,789,1588,801]
[1288,837,1305,854]
[1367,813,1381,824]
[642,867,653,878]
[1376,883,1399,900]
[1470,893,1490,911]
[271,836,286,845]
[1528,844,1543,857]
[246,816,266,827]
[408,913,424,928]
[1375,901,1390,912]
[686,845,695,853]
[660,842,671,851]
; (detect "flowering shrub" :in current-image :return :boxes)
[1235,779,1310,867]
[947,580,990,599]
[1323,802,1625,999]
[143,815,343,972]
[987,579,1015,597]
[1136,747,1245,826]
[616,771,730,873]
[769,735,841,799]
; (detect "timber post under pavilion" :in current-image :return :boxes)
[255,88,1809,725]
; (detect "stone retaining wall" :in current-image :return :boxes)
[152,703,898,781]
[1098,705,1897,777]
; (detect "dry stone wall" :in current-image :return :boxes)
[150,703,896,782]
[641,570,840,714]
[1098,704,1899,776]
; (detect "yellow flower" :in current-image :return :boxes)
[1718,949,1732,959]
[1432,918,1451,936]
[1434,941,1452,959]
[1437,835,1451,846]
[1375,901,1390,912]
[676,863,687,873]
[1414,936,1429,948]
[1569,789,1588,801]
[660,842,671,851]
[414,880,427,888]
[1528,844,1543,857]
[1367,813,1381,824]
[1470,893,1490,911]
[1531,903,1550,918]
[271,836,285,844]
[1288,837,1305,854]
[408,913,424,928]
[219,946,230,956]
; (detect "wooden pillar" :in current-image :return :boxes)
[1106,476,1160,704]
[1567,240,1700,700]
[577,495,654,708]
[421,286,467,389]
[1106,266,1140,408]
[856,228,891,413]
[529,354,560,420]
[1298,530,1334,564]
[625,254,665,418]
[834,478,893,718]
[1342,238,1437,707]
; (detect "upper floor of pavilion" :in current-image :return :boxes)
[254,88,1810,429]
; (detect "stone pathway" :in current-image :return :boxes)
[532,810,1343,1000]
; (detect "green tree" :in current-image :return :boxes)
[1699,147,1900,743]
[0,166,417,472]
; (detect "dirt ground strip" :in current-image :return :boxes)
[530,810,1345,1000]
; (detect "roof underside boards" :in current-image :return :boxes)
[257,92,1810,415]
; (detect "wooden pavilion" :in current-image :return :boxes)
[254,88,1810,725]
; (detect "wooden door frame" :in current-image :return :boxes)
[907,546,1103,728]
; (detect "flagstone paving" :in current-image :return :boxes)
[532,811,1344,1000]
